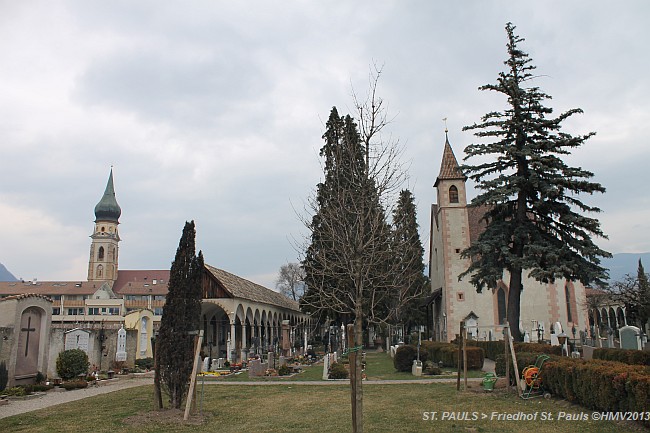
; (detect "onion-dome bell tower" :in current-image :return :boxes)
[88,168,121,283]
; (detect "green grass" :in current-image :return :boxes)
[0,383,643,433]
[213,351,484,382]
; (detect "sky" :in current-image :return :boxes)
[1,1,649,289]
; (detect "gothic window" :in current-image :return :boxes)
[565,283,573,323]
[98,246,105,261]
[497,288,507,325]
[96,265,103,278]
[449,185,459,203]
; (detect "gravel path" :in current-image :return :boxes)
[0,377,153,419]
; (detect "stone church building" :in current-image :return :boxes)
[0,170,308,384]
[428,134,588,342]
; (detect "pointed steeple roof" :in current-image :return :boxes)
[94,168,121,222]
[434,132,466,187]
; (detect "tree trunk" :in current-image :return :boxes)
[508,268,523,342]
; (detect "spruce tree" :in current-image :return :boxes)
[156,220,204,408]
[392,189,429,331]
[460,23,610,341]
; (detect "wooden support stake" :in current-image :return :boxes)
[184,330,204,421]
[504,326,510,393]
[506,324,522,396]
[456,321,463,391]
[463,324,468,391]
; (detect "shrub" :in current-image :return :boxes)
[62,380,88,391]
[0,361,8,392]
[2,386,27,396]
[542,358,650,425]
[278,364,292,376]
[35,371,46,384]
[56,349,90,380]
[494,352,560,383]
[423,361,442,375]
[135,357,155,370]
[421,341,484,369]
[329,362,348,379]
[394,345,428,372]
[593,348,650,366]
[32,384,53,392]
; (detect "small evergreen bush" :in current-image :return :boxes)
[593,347,650,366]
[135,357,155,370]
[56,349,90,380]
[278,364,292,376]
[394,345,428,372]
[329,362,348,379]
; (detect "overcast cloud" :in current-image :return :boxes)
[1,1,648,288]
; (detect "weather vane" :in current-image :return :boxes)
[442,117,448,133]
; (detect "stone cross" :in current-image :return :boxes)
[21,316,36,357]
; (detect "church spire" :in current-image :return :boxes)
[94,168,121,223]
[434,134,466,187]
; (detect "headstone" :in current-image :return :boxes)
[279,355,286,367]
[322,353,330,380]
[248,359,267,377]
[550,333,560,346]
[620,325,642,350]
[554,322,563,334]
[65,328,90,353]
[267,352,274,369]
[202,357,210,372]
[582,345,594,360]
[210,359,219,371]
[523,332,530,343]
[115,327,127,362]
[281,320,291,356]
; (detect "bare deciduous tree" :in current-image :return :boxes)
[275,262,305,301]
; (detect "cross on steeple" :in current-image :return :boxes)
[21,316,36,357]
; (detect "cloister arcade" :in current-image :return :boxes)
[200,264,309,363]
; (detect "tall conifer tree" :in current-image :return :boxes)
[460,23,610,341]
[392,189,429,331]
[156,220,204,408]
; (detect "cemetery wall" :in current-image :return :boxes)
[46,326,138,378]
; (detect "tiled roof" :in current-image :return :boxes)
[0,281,99,296]
[434,136,466,187]
[467,205,490,245]
[113,270,170,295]
[204,264,300,312]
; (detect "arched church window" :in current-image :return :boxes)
[96,265,103,278]
[98,246,105,261]
[449,185,459,203]
[565,283,573,323]
[497,287,506,324]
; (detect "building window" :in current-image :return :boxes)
[52,307,61,315]
[108,307,120,315]
[497,288,507,325]
[153,295,165,301]
[565,283,573,323]
[449,185,459,203]
[457,292,464,301]
[154,307,164,315]
[98,246,105,261]
[67,308,84,315]
[88,307,100,315]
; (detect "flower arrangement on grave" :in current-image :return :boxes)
[264,368,278,377]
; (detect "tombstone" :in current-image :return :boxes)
[322,353,330,380]
[550,333,560,346]
[114,327,127,362]
[619,325,642,350]
[279,355,286,367]
[202,356,210,372]
[554,322,563,334]
[267,352,274,369]
[210,359,218,371]
[523,332,530,343]
[65,328,91,354]
[248,359,266,377]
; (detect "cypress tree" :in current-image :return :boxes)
[392,189,429,331]
[460,23,610,341]
[156,220,203,408]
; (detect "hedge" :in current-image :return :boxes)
[495,352,561,384]
[421,341,484,369]
[593,347,650,366]
[467,341,563,361]
[542,358,650,424]
[394,345,428,372]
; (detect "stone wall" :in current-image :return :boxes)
[47,324,139,378]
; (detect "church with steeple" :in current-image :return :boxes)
[88,169,121,283]
[428,133,589,342]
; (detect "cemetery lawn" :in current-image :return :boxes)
[0,382,643,433]
[214,351,483,382]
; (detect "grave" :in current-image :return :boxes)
[64,328,91,353]
[619,325,642,350]
[248,359,267,377]
[115,327,127,362]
